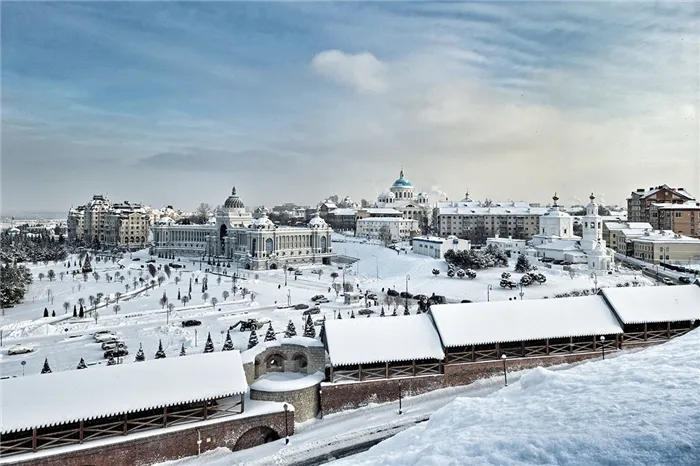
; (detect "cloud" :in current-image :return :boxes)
[311,50,388,94]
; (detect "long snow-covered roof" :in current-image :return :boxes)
[430,296,623,347]
[437,206,548,216]
[0,352,248,433]
[324,314,445,365]
[601,284,700,324]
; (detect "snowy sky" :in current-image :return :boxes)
[2,2,699,214]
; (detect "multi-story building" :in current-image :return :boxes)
[435,198,546,242]
[603,221,653,252]
[627,185,695,223]
[151,186,335,270]
[412,236,471,259]
[325,207,403,233]
[632,231,700,264]
[356,217,418,242]
[648,201,700,238]
[67,195,153,249]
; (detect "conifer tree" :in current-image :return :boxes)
[222,331,234,351]
[43,308,49,318]
[73,305,77,318]
[52,310,56,317]
[79,305,84,318]
[248,329,259,349]
[319,319,326,341]
[203,332,215,353]
[107,355,116,366]
[155,340,166,359]
[392,308,397,316]
[40,358,52,374]
[76,358,87,369]
[380,307,385,317]
[350,310,355,319]
[264,323,277,342]
[179,342,187,356]
[135,343,145,362]
[337,312,342,320]
[404,306,410,316]
[284,320,297,338]
[177,289,181,301]
[303,314,316,338]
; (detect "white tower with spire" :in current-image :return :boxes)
[580,193,604,252]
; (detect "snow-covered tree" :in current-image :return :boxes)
[432,269,440,276]
[40,358,52,374]
[73,305,77,318]
[203,332,215,353]
[135,343,145,362]
[515,255,533,273]
[155,340,166,359]
[43,308,49,318]
[76,358,87,370]
[284,320,297,338]
[350,310,355,319]
[222,331,234,351]
[404,306,410,315]
[47,269,56,281]
[303,314,316,338]
[179,342,187,356]
[248,329,259,349]
[264,323,277,342]
[380,306,385,317]
[337,311,342,320]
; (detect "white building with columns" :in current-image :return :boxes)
[530,194,613,271]
[151,187,335,270]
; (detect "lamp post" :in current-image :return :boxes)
[21,360,26,376]
[600,335,606,360]
[501,354,508,386]
[398,382,403,415]
[287,289,291,307]
[194,329,198,347]
[283,403,290,444]
[284,261,288,286]
[371,255,379,279]
[405,275,411,310]
[590,272,598,293]
[487,284,493,302]
[518,283,524,300]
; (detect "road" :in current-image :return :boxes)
[614,253,696,285]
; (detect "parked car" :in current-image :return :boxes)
[101,341,128,351]
[181,319,202,327]
[460,300,472,303]
[366,293,378,300]
[358,308,375,315]
[94,332,118,343]
[311,295,326,302]
[562,261,573,266]
[294,270,303,276]
[553,260,563,265]
[541,257,554,263]
[679,276,692,284]
[387,289,399,297]
[104,348,129,358]
[413,294,428,301]
[302,307,321,316]
[294,303,309,310]
[662,277,675,286]
[399,291,414,299]
[316,297,330,304]
[7,344,33,355]
[428,294,447,305]
[132,257,140,261]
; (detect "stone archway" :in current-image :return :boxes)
[233,426,281,451]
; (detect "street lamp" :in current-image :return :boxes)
[405,275,411,310]
[501,354,508,386]
[287,289,291,307]
[283,403,290,444]
[21,360,26,376]
[284,261,288,286]
[371,255,379,279]
[600,335,606,360]
[590,272,598,293]
[487,284,493,302]
[398,382,403,415]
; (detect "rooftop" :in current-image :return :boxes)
[323,314,445,365]
[357,217,414,223]
[438,206,548,216]
[1,351,247,434]
[430,296,623,347]
[601,284,700,324]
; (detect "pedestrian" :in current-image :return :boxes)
[278,284,281,289]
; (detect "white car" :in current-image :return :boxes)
[94,333,119,343]
[7,344,33,355]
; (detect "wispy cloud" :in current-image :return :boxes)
[2,1,698,214]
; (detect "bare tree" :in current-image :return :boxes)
[167,303,175,315]
[115,292,122,303]
[38,272,45,281]
[190,203,212,224]
[181,295,190,307]
[211,297,218,308]
[378,225,392,247]
[222,290,230,301]
[202,292,209,303]
[62,301,70,314]
[113,304,121,314]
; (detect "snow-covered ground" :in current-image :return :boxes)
[1,241,650,378]
[337,328,700,466]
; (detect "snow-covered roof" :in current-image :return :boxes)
[324,314,445,365]
[632,231,700,243]
[430,296,623,347]
[357,217,414,224]
[601,285,700,324]
[437,206,548,216]
[329,208,357,216]
[241,336,323,364]
[363,208,403,215]
[626,222,653,230]
[603,222,626,231]
[535,239,580,251]
[0,352,248,433]
[250,371,325,392]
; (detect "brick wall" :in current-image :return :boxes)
[249,343,326,381]
[321,352,604,413]
[251,384,320,422]
[4,412,291,466]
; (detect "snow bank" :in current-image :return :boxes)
[250,371,325,392]
[430,295,623,347]
[335,329,700,466]
[1,351,248,433]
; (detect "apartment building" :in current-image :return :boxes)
[356,217,418,242]
[632,231,700,264]
[627,185,694,223]
[435,201,546,242]
[649,201,700,238]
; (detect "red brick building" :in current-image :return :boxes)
[627,185,694,223]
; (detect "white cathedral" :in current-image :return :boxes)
[530,193,613,271]
[375,169,432,221]
[151,187,334,270]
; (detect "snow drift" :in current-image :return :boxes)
[336,329,700,466]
